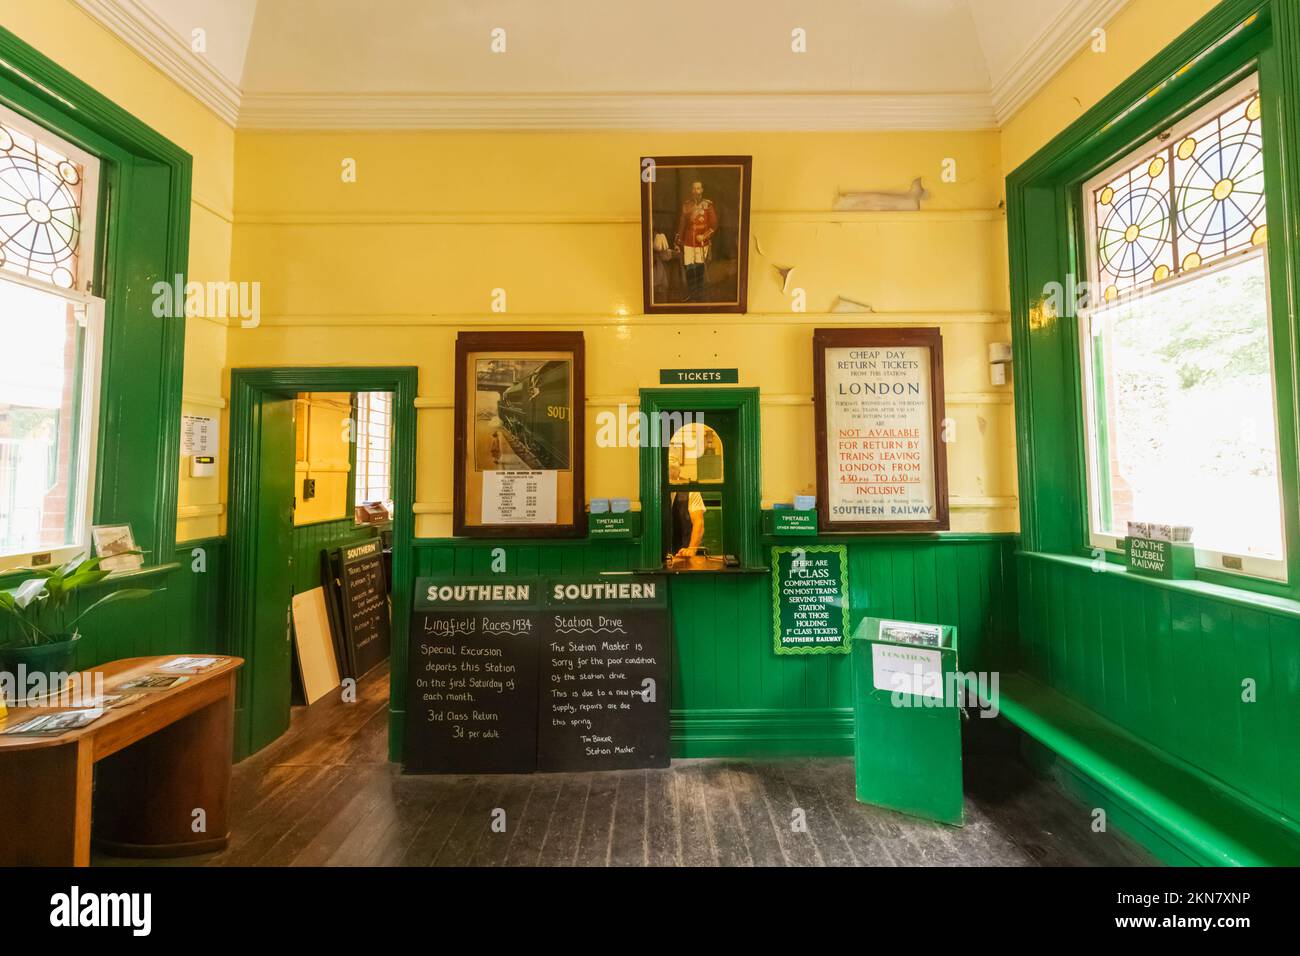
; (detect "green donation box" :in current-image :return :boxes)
[850,617,963,826]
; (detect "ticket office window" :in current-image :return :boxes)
[662,412,738,569]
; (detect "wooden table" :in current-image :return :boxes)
[0,655,242,866]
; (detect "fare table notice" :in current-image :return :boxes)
[538,575,670,771]
[404,579,540,773]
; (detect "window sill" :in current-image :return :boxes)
[1018,550,1300,619]
[0,561,181,589]
[639,564,771,576]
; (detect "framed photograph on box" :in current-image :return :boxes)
[813,327,949,533]
[453,331,585,537]
[640,155,751,314]
[91,523,144,572]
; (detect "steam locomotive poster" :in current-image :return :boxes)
[453,331,586,538]
[475,359,571,471]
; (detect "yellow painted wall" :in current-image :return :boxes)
[293,391,352,525]
[11,0,1217,547]
[229,130,1016,537]
[998,0,1220,194]
[0,0,234,542]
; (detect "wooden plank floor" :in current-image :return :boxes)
[95,663,1152,867]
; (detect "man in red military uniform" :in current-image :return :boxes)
[674,180,718,301]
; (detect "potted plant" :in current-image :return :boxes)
[0,554,158,697]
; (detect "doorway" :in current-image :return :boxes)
[637,388,763,570]
[227,367,417,761]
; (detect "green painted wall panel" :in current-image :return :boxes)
[1016,553,1300,827]
[0,537,226,672]
[411,534,1017,756]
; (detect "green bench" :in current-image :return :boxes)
[989,673,1300,866]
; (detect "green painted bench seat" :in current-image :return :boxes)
[990,672,1300,867]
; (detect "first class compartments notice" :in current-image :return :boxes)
[405,576,669,774]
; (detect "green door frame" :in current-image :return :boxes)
[0,27,191,566]
[228,367,418,760]
[1005,0,1300,598]
[638,388,762,569]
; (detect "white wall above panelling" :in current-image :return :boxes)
[72,0,1130,129]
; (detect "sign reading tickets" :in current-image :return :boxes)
[771,545,851,655]
[813,328,949,532]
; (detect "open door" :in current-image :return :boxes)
[247,393,296,752]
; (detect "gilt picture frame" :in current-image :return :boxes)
[640,155,751,314]
[452,331,586,538]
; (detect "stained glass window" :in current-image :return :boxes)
[1090,83,1265,302]
[1080,75,1286,581]
[0,106,102,569]
[0,117,88,290]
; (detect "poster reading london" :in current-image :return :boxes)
[825,345,937,523]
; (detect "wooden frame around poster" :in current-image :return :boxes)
[453,331,586,538]
[813,327,949,533]
[640,155,752,315]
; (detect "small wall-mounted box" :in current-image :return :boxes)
[189,455,216,478]
[989,342,1012,386]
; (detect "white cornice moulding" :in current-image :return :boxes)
[72,0,242,126]
[236,91,998,131]
[990,0,1132,125]
[71,0,1127,132]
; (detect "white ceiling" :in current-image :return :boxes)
[72,0,1131,129]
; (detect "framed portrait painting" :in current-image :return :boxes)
[640,155,751,314]
[813,327,950,533]
[453,331,586,538]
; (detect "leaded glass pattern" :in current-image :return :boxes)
[1091,85,1266,302]
[0,119,85,290]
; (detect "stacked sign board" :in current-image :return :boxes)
[405,574,669,774]
[319,537,391,681]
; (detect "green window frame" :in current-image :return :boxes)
[0,27,192,571]
[1076,73,1285,581]
[1007,0,1300,599]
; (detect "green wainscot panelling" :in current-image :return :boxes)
[406,533,1017,760]
[1015,552,1300,863]
[0,537,227,674]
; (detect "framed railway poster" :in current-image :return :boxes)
[453,331,586,537]
[812,327,949,533]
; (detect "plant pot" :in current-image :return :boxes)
[0,634,80,703]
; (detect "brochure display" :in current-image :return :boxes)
[850,616,963,826]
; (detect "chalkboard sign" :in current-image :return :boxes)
[337,538,391,678]
[771,545,851,655]
[537,574,670,771]
[405,578,540,773]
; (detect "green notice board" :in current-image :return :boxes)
[771,545,850,655]
[1126,536,1195,579]
[850,617,963,826]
